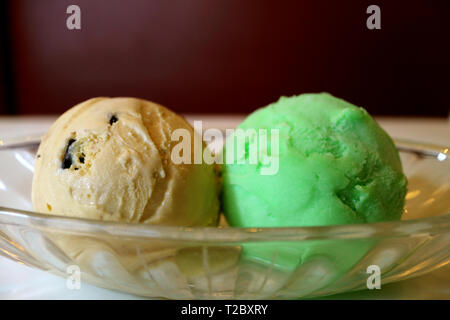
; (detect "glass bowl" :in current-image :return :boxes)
[0,138,448,299]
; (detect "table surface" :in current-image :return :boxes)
[0,115,449,300]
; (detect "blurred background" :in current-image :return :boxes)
[0,0,449,116]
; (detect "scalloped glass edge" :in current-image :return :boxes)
[0,138,449,243]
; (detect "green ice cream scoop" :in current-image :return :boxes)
[222,93,407,228]
[222,93,408,274]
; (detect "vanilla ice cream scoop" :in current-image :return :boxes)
[32,97,220,226]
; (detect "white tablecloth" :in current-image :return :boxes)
[0,115,449,299]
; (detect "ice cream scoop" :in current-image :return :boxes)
[222,93,407,228]
[221,93,408,271]
[32,97,220,226]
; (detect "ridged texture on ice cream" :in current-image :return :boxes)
[222,93,407,227]
[32,97,219,226]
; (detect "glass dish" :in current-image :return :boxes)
[0,138,448,299]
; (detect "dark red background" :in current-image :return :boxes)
[0,0,449,116]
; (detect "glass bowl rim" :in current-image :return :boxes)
[0,138,449,243]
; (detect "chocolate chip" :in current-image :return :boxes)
[109,115,118,125]
[79,153,85,164]
[62,139,76,169]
